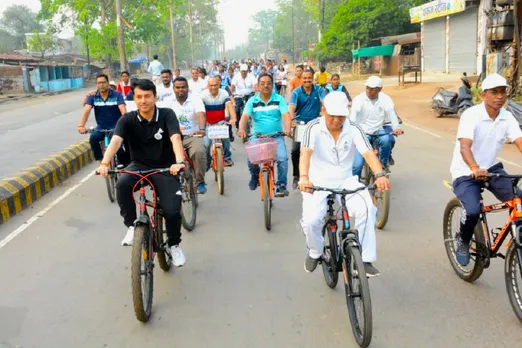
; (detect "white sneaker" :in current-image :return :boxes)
[170,245,186,267]
[121,226,134,246]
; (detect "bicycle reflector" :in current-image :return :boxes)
[512,197,522,219]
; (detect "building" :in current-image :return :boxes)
[410,0,485,74]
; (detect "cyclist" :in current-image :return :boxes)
[219,65,232,89]
[238,73,291,196]
[116,71,131,97]
[157,69,174,102]
[188,68,207,97]
[96,79,187,266]
[147,54,164,86]
[313,66,330,88]
[289,69,325,190]
[231,64,257,129]
[288,65,304,98]
[174,68,182,79]
[78,73,129,166]
[351,76,403,179]
[298,92,390,276]
[450,73,522,266]
[275,64,287,96]
[165,76,208,194]
[201,76,237,167]
[324,73,352,106]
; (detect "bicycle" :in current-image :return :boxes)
[99,167,176,323]
[207,124,230,195]
[360,132,398,229]
[442,173,522,323]
[180,136,199,231]
[87,127,119,203]
[235,92,255,144]
[244,132,285,231]
[309,184,375,348]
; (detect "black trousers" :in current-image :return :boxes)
[291,140,301,178]
[116,163,183,246]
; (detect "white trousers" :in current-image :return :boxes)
[300,177,377,262]
[152,75,161,86]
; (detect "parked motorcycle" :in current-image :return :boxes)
[507,99,522,130]
[432,73,473,117]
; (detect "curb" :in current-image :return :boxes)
[0,140,94,225]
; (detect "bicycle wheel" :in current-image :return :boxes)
[362,163,371,186]
[321,221,339,289]
[105,163,116,203]
[343,242,372,348]
[131,225,154,322]
[191,167,199,208]
[156,215,172,272]
[505,241,522,323]
[181,172,197,231]
[368,176,390,230]
[262,170,271,231]
[216,147,225,195]
[442,197,486,282]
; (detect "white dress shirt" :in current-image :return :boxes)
[350,92,400,134]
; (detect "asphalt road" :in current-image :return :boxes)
[0,120,521,348]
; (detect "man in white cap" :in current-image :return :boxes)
[450,73,522,266]
[350,76,403,179]
[231,63,257,129]
[298,92,391,277]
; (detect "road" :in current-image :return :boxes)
[1,116,522,347]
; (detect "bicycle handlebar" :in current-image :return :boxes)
[247,131,287,139]
[96,168,172,176]
[87,127,114,134]
[307,184,376,195]
[366,132,401,137]
[486,173,522,180]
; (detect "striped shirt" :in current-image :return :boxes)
[302,117,372,184]
[244,92,289,135]
[86,89,125,129]
[200,89,231,125]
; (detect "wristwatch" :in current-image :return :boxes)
[375,172,387,178]
[176,160,185,165]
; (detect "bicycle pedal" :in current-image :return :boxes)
[497,253,506,259]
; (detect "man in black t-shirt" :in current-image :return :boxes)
[97,79,188,267]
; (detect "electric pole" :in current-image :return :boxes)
[291,0,295,64]
[115,0,126,72]
[188,0,195,67]
[169,0,177,70]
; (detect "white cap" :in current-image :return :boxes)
[323,92,350,117]
[482,73,509,91]
[240,64,249,71]
[364,76,383,88]
[109,80,117,85]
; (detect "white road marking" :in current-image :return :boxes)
[0,170,96,250]
[402,121,442,138]
[497,157,521,168]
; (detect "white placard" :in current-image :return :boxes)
[207,125,230,140]
[293,124,307,143]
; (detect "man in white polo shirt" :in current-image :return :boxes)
[450,73,522,266]
[231,64,257,129]
[166,76,208,194]
[188,68,207,97]
[351,76,403,179]
[298,92,391,277]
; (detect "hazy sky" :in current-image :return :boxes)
[0,0,274,48]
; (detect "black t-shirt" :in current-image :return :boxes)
[114,107,181,167]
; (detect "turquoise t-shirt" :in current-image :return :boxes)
[244,92,289,135]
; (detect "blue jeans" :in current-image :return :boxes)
[352,128,392,179]
[89,127,129,164]
[383,125,396,150]
[248,136,288,187]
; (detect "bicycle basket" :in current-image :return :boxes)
[245,138,278,164]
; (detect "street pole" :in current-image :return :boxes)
[510,0,520,98]
[198,6,203,65]
[188,0,195,67]
[115,0,126,72]
[291,0,295,64]
[169,0,178,70]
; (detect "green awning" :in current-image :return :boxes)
[352,45,394,59]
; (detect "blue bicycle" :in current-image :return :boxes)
[88,127,119,203]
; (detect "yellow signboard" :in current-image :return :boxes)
[409,0,466,23]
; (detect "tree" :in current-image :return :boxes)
[26,28,62,58]
[248,9,278,52]
[0,5,43,49]
[0,29,19,53]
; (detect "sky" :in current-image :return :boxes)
[0,0,276,48]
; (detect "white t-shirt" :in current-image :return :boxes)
[157,83,174,102]
[350,92,400,134]
[231,74,257,96]
[188,78,207,97]
[165,95,206,136]
[450,102,522,180]
[301,117,372,186]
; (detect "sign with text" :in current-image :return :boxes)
[409,0,465,23]
[207,125,230,140]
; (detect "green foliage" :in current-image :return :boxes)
[0,29,19,53]
[26,27,62,58]
[0,5,43,49]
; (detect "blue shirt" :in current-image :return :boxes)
[220,72,231,88]
[86,89,125,129]
[244,92,289,135]
[290,84,325,123]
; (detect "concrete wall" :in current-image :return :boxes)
[71,77,84,88]
[0,65,24,93]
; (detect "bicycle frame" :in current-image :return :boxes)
[258,161,275,201]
